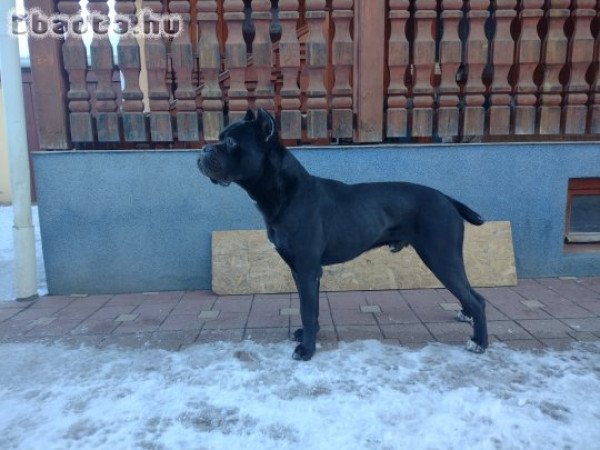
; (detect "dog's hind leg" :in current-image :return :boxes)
[413,232,488,353]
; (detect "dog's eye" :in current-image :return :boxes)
[225,137,236,149]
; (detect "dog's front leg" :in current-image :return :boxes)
[291,269,321,361]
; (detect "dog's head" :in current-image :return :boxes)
[197,108,279,186]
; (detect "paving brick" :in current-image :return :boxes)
[244,328,289,343]
[106,293,150,307]
[330,307,378,325]
[336,325,382,342]
[327,291,368,309]
[520,300,545,309]
[562,318,600,333]
[537,278,600,303]
[0,301,30,310]
[12,307,61,321]
[87,305,137,321]
[202,311,248,330]
[380,323,433,343]
[114,317,163,334]
[439,302,462,311]
[99,332,155,349]
[198,310,220,319]
[159,314,203,332]
[172,295,216,315]
[0,308,23,322]
[479,287,552,320]
[502,339,544,351]
[246,310,288,329]
[214,295,253,313]
[425,322,473,343]
[290,310,334,328]
[566,331,598,342]
[149,330,199,351]
[280,307,299,316]
[511,281,592,318]
[360,305,382,313]
[115,313,139,322]
[197,328,244,342]
[517,319,573,339]
[71,319,120,335]
[29,296,74,309]
[487,320,533,341]
[25,318,82,338]
[540,337,576,350]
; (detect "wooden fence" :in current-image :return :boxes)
[26,0,600,149]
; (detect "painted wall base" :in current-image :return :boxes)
[33,143,600,295]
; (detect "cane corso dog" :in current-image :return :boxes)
[198,109,489,361]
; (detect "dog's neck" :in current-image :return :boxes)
[237,144,309,223]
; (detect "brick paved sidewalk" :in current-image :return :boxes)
[1,277,599,351]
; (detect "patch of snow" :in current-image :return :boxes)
[0,340,599,449]
[0,205,47,301]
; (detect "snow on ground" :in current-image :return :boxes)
[0,340,599,450]
[0,205,47,300]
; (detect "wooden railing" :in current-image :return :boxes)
[27,0,600,149]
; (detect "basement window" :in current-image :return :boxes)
[565,178,600,251]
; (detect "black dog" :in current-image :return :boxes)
[198,109,488,361]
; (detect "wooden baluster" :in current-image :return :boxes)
[412,0,437,137]
[489,0,516,135]
[252,0,275,113]
[590,0,600,133]
[279,0,302,139]
[88,0,119,142]
[58,0,93,142]
[305,0,329,139]
[462,0,490,138]
[144,0,173,141]
[438,0,463,140]
[387,0,410,138]
[538,0,569,135]
[514,0,544,135]
[198,0,224,141]
[331,0,353,139]
[224,0,248,123]
[170,0,199,141]
[564,0,595,134]
[116,0,146,141]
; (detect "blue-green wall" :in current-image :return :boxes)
[33,142,600,295]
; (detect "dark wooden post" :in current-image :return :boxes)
[253,0,275,113]
[353,0,385,142]
[88,0,119,142]
[25,0,70,149]
[538,0,569,135]
[305,0,329,139]
[489,0,516,135]
[331,0,354,139]
[170,0,199,141]
[462,0,489,138]
[198,0,224,141]
[411,0,437,137]
[224,0,249,123]
[564,0,595,134]
[438,0,463,141]
[116,0,147,142]
[514,0,543,135]
[589,0,600,133]
[386,0,410,138]
[144,0,173,142]
[279,0,302,139]
[58,0,93,143]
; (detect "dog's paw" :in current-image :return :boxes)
[455,310,474,324]
[292,344,315,361]
[465,339,486,354]
[292,328,303,342]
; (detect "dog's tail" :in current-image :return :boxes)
[447,196,485,226]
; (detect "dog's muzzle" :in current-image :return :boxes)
[197,149,231,186]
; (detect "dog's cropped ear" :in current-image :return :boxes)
[244,109,255,121]
[255,108,277,143]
